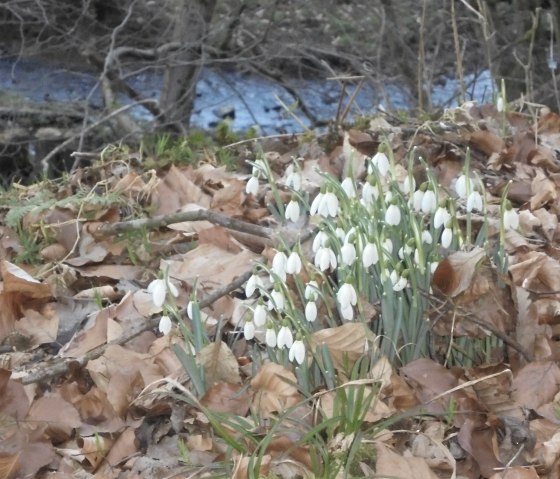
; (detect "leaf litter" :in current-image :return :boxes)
[1,104,560,478]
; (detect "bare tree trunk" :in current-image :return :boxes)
[159,0,217,132]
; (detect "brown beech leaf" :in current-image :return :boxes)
[458,418,503,478]
[489,467,539,479]
[1,261,52,298]
[251,363,300,417]
[511,361,560,413]
[200,382,251,415]
[432,247,485,297]
[310,322,376,372]
[197,341,241,386]
[375,443,440,479]
[26,394,81,442]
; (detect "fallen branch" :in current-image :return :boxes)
[95,208,276,240]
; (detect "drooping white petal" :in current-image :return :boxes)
[434,206,451,229]
[341,177,356,198]
[305,301,317,322]
[503,208,519,230]
[441,227,453,248]
[310,192,324,216]
[455,174,467,199]
[422,230,433,244]
[277,325,294,349]
[312,231,328,253]
[265,328,277,348]
[289,340,306,364]
[285,200,300,222]
[401,176,416,195]
[286,251,302,275]
[337,282,357,309]
[253,303,267,327]
[412,190,424,212]
[361,181,379,207]
[362,242,379,267]
[385,204,401,226]
[246,175,259,195]
[244,320,255,340]
[466,190,483,212]
[393,276,408,292]
[340,303,354,320]
[372,151,390,177]
[305,281,319,300]
[271,251,288,281]
[323,192,339,217]
[158,315,172,335]
[245,273,262,298]
[149,279,167,308]
[421,190,437,214]
[268,290,285,311]
[341,242,357,266]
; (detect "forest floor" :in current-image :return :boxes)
[1,101,560,479]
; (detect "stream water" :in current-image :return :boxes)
[0,56,495,134]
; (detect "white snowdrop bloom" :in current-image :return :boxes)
[422,230,433,244]
[244,320,255,340]
[148,278,178,308]
[321,191,339,217]
[289,339,306,364]
[384,190,393,203]
[455,174,468,199]
[497,95,505,113]
[315,246,337,271]
[310,192,324,216]
[340,303,354,321]
[413,248,421,265]
[245,273,263,298]
[253,303,267,327]
[336,227,346,243]
[285,165,302,191]
[341,177,357,198]
[393,275,408,292]
[421,189,437,214]
[286,251,302,275]
[412,189,424,212]
[277,325,294,349]
[312,230,328,253]
[382,238,393,255]
[341,242,357,266]
[285,200,300,222]
[372,151,390,177]
[466,190,483,212]
[361,181,379,207]
[305,301,317,322]
[337,282,357,309]
[431,261,440,274]
[158,315,172,335]
[402,176,416,195]
[385,204,401,226]
[187,301,194,320]
[305,281,319,300]
[252,159,266,176]
[265,327,277,348]
[503,207,519,230]
[434,206,451,229]
[398,243,413,259]
[441,227,453,248]
[268,290,285,311]
[246,175,259,195]
[271,251,288,281]
[362,242,379,267]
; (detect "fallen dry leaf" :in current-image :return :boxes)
[197,340,242,386]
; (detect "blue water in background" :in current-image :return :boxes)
[0,57,495,134]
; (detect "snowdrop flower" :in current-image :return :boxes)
[289,339,306,364]
[412,189,424,212]
[341,177,356,198]
[503,204,519,230]
[285,199,300,222]
[305,301,317,322]
[422,230,433,244]
[310,192,324,216]
[245,273,263,298]
[455,174,468,199]
[286,251,302,275]
[305,281,319,300]
[337,282,357,309]
[392,274,408,292]
[421,189,437,214]
[315,246,337,271]
[277,325,294,349]
[265,327,277,348]
[341,242,357,266]
[244,319,255,340]
[401,175,416,196]
[441,227,453,248]
[312,230,328,253]
[371,151,390,177]
[268,289,285,311]
[186,301,194,320]
[252,159,266,176]
[336,227,346,243]
[497,95,505,113]
[434,205,451,229]
[362,242,379,267]
[253,302,267,327]
[385,204,401,226]
[382,238,393,255]
[361,180,379,207]
[246,175,259,196]
[148,278,179,308]
[320,191,339,217]
[271,251,288,281]
[285,164,302,191]
[466,190,483,212]
[398,243,414,259]
[158,315,172,335]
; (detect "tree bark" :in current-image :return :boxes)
[159,0,217,132]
